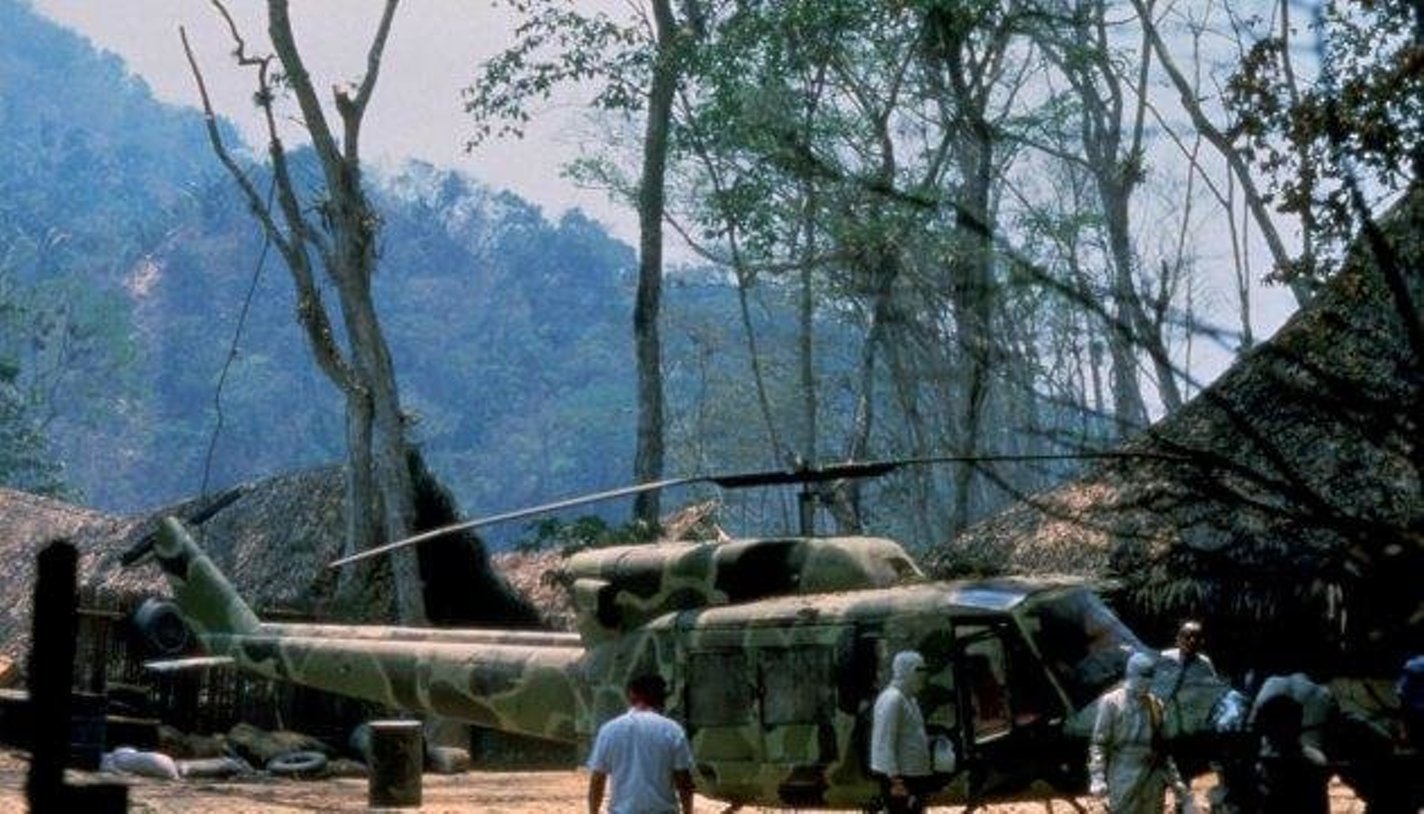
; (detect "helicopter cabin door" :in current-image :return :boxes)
[951,619,1060,801]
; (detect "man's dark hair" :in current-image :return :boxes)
[627,673,668,707]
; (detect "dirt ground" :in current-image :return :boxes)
[0,748,1369,813]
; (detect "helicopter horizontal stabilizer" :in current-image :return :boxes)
[142,655,235,673]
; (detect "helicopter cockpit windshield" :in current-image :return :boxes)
[1021,587,1146,709]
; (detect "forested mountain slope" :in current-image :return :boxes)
[0,0,645,531]
[1,1,970,548]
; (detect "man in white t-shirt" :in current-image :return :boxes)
[586,674,695,814]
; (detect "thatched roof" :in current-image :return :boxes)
[0,488,150,665]
[926,187,1423,675]
[0,461,590,671]
[0,466,361,665]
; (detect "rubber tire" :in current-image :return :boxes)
[265,750,328,778]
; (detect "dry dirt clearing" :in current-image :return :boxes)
[0,749,1369,813]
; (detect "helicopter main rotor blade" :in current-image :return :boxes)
[327,475,701,568]
[332,460,901,568]
[707,460,901,488]
[329,451,1182,569]
[704,453,1121,488]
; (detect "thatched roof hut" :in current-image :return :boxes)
[0,463,574,675]
[926,186,1423,678]
[0,467,356,666]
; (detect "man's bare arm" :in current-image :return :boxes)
[674,768,695,814]
[587,770,607,814]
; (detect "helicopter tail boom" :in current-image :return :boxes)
[149,517,589,743]
[204,632,587,742]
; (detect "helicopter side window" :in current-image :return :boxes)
[687,650,753,726]
[1025,588,1145,708]
[761,646,831,725]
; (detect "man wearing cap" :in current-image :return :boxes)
[870,650,934,814]
[1089,651,1192,813]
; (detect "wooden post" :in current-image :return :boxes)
[27,540,77,812]
[25,540,127,813]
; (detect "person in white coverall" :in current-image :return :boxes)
[1088,652,1192,814]
[870,650,934,814]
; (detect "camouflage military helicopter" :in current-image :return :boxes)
[124,458,1230,810]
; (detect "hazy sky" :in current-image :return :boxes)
[32,0,636,240]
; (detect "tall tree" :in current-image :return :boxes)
[182,1,534,626]
[466,0,691,526]
[1031,0,1160,432]
[630,0,684,525]
[182,1,426,620]
[914,0,1021,535]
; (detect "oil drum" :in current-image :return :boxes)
[367,719,423,808]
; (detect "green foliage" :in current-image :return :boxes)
[0,252,68,497]
[512,514,659,555]
[1224,0,1422,281]
[463,0,650,147]
[0,359,66,497]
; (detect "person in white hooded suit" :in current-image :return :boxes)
[871,650,935,814]
[1088,652,1193,813]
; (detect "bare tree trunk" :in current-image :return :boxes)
[342,391,378,603]
[1131,0,1312,307]
[794,71,828,467]
[798,185,818,463]
[632,0,678,525]
[836,94,911,534]
[947,123,996,538]
[1102,200,1154,430]
[184,1,515,624]
[264,0,425,622]
[837,284,886,535]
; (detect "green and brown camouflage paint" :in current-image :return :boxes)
[148,516,1211,809]
[151,517,591,741]
[556,535,924,641]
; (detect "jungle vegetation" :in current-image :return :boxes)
[1,0,1417,627]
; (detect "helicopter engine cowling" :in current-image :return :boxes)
[560,536,923,641]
